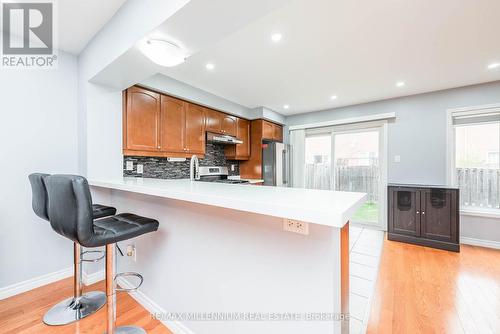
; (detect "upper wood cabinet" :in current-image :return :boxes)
[124,87,160,152]
[160,95,185,153]
[222,115,237,136]
[160,95,205,155]
[205,108,222,133]
[262,121,274,140]
[205,109,237,136]
[123,86,247,159]
[225,118,250,160]
[184,103,205,154]
[262,120,283,142]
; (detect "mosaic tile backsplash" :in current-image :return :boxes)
[123,142,240,179]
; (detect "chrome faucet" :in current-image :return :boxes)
[189,155,199,181]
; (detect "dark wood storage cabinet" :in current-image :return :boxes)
[388,184,460,252]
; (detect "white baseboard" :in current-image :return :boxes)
[0,266,73,300]
[83,269,105,286]
[116,276,195,334]
[460,237,500,250]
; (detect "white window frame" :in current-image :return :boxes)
[304,120,388,230]
[446,103,500,218]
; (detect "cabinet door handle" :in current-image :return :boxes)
[417,211,420,214]
[422,211,425,215]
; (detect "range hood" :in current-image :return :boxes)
[206,132,243,144]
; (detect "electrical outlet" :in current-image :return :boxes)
[126,161,133,171]
[231,164,236,172]
[283,219,309,235]
[126,244,136,262]
[394,155,401,163]
[137,164,143,174]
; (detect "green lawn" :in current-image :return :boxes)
[352,201,379,223]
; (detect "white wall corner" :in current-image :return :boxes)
[116,276,196,334]
[83,269,105,286]
[0,267,73,300]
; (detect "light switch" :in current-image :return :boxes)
[394,155,401,163]
[137,164,143,174]
[231,164,236,172]
[126,161,133,171]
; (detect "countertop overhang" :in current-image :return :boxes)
[89,177,367,228]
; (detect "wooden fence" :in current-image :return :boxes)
[305,159,379,202]
[456,168,500,209]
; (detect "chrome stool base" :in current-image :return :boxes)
[43,291,106,326]
[106,326,147,334]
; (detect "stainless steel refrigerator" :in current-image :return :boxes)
[262,140,291,186]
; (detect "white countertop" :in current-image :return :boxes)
[89,177,366,228]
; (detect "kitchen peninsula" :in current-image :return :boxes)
[89,177,366,334]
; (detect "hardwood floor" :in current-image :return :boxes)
[0,278,172,334]
[367,238,500,334]
[2,238,499,334]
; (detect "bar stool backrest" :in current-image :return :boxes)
[28,173,50,221]
[45,174,94,245]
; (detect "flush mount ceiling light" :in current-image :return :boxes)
[271,33,282,42]
[330,95,338,100]
[206,63,215,70]
[396,81,406,87]
[283,104,290,109]
[488,62,500,69]
[141,39,186,67]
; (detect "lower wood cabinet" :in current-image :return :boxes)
[388,184,459,252]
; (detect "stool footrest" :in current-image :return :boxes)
[81,250,105,263]
[114,272,144,292]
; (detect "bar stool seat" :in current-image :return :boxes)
[90,213,159,247]
[28,173,117,326]
[44,174,159,334]
[92,204,119,219]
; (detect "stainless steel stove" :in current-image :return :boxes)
[197,166,249,184]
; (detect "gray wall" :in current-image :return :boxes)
[0,51,78,288]
[285,80,500,243]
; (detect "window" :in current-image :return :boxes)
[305,134,331,190]
[451,107,500,212]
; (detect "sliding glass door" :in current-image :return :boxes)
[304,122,386,228]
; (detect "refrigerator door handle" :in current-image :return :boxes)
[282,149,288,185]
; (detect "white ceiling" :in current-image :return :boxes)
[155,0,500,115]
[58,0,126,54]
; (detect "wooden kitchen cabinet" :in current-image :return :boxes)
[239,119,284,179]
[222,115,237,136]
[160,95,205,155]
[160,95,185,153]
[225,118,250,160]
[262,120,283,142]
[205,108,222,133]
[205,108,237,136]
[123,87,161,152]
[262,121,274,140]
[184,103,205,154]
[388,184,459,252]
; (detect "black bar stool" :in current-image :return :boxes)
[29,173,117,325]
[44,174,159,334]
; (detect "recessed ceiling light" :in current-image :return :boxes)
[140,39,186,67]
[330,95,338,100]
[206,63,215,70]
[271,33,282,42]
[488,62,500,69]
[283,104,290,109]
[396,81,406,87]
